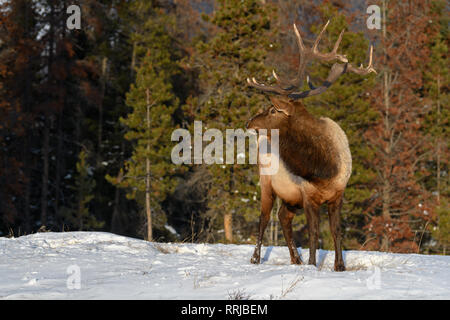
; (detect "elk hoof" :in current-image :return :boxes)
[334,264,346,272]
[250,255,260,264]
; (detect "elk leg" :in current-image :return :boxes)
[328,193,345,271]
[250,188,275,264]
[304,199,320,266]
[278,203,302,264]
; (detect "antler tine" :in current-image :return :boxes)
[272,70,280,81]
[312,20,330,53]
[368,45,375,72]
[290,23,308,88]
[346,45,377,75]
[332,29,346,56]
[293,23,305,51]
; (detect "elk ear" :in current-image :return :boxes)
[270,96,292,116]
[290,99,306,109]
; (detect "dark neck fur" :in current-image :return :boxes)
[279,108,339,181]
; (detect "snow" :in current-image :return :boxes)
[0,232,449,299]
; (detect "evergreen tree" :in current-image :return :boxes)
[423,0,449,254]
[84,1,138,236]
[107,1,181,241]
[187,0,277,243]
[62,150,103,230]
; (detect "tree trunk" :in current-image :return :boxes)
[41,122,50,227]
[381,176,391,251]
[436,75,441,205]
[75,104,81,230]
[78,197,83,231]
[55,0,67,226]
[21,1,33,234]
[41,0,55,228]
[54,107,63,224]
[131,42,136,75]
[98,57,108,166]
[23,138,31,234]
[111,142,124,234]
[145,88,152,241]
[381,0,391,252]
[224,212,233,243]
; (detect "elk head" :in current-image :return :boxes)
[246,96,294,137]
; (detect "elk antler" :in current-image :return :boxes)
[247,21,377,99]
[288,45,376,99]
[247,20,348,95]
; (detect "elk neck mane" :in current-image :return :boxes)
[278,107,339,181]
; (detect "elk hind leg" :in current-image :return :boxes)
[328,192,345,271]
[304,198,320,266]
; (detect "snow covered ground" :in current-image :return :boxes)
[0,232,449,299]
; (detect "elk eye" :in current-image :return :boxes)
[270,108,277,115]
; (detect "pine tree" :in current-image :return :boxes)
[423,0,449,254]
[186,0,277,243]
[83,1,138,236]
[61,150,103,230]
[107,1,181,241]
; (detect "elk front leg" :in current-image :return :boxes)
[328,193,345,271]
[278,203,302,264]
[250,186,275,264]
[304,198,320,266]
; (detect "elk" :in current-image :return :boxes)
[246,21,376,271]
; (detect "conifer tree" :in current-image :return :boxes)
[423,0,449,254]
[62,150,103,231]
[107,1,181,241]
[187,0,277,242]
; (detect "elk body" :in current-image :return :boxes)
[246,21,376,271]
